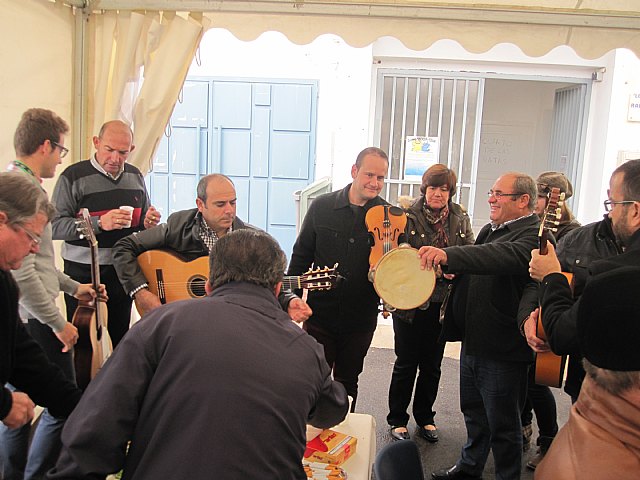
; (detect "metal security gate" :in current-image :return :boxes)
[548,84,589,209]
[374,71,484,216]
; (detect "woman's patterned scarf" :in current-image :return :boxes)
[422,202,450,248]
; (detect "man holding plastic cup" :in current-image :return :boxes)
[51,120,161,347]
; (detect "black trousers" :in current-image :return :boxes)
[387,304,445,428]
[521,365,559,448]
[63,260,132,348]
[26,318,76,382]
[304,322,375,412]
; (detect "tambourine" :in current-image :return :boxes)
[369,244,436,310]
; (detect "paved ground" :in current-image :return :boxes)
[355,324,572,479]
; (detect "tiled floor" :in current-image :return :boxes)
[371,316,461,360]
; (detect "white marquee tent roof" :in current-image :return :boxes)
[77,0,640,59]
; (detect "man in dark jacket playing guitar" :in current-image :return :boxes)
[113,173,311,321]
[528,159,640,373]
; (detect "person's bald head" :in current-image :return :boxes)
[196,174,237,238]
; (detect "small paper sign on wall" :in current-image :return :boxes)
[404,136,439,180]
[628,93,640,122]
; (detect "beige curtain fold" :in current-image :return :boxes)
[206,11,640,60]
[90,10,209,174]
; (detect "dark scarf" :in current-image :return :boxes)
[422,202,450,248]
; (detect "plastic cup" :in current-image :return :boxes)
[120,205,134,228]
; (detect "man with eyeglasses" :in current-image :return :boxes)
[528,162,640,476]
[0,171,84,480]
[418,172,540,480]
[528,159,640,402]
[2,109,103,480]
[52,120,161,348]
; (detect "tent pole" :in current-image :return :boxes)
[72,5,90,161]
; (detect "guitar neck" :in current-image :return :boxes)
[89,239,106,328]
[89,240,101,291]
[282,275,301,290]
[538,231,549,255]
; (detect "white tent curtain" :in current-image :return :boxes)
[90,10,209,174]
[83,1,640,60]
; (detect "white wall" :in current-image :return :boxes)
[472,79,564,227]
[0,0,76,192]
[188,29,374,191]
[189,29,640,224]
[367,38,640,224]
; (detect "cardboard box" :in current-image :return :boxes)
[303,429,357,465]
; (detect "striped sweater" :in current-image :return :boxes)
[51,159,151,266]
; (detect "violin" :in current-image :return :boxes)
[365,205,407,267]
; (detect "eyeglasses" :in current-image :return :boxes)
[603,199,637,212]
[51,141,69,159]
[13,224,42,247]
[487,190,524,199]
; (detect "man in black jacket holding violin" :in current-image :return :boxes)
[287,147,389,411]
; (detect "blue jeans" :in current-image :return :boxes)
[0,319,75,480]
[0,409,64,480]
[456,347,528,480]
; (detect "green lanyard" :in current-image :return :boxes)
[8,160,42,187]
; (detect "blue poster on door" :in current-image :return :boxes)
[404,136,439,179]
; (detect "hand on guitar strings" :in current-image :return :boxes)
[529,243,561,282]
[287,297,313,324]
[74,283,108,304]
[133,288,163,317]
[418,246,448,270]
[523,308,551,353]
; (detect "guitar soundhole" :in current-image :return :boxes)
[188,275,207,298]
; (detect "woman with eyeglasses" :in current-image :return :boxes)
[387,164,474,443]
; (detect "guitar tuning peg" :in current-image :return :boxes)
[79,234,85,240]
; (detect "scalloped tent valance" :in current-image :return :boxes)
[85,0,640,59]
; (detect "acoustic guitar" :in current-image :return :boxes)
[534,188,570,388]
[136,249,340,307]
[72,208,113,390]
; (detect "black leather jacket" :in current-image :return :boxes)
[556,215,623,297]
[553,215,623,399]
[112,208,296,309]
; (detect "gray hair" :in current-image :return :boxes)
[196,174,235,202]
[0,172,55,224]
[208,229,286,290]
[583,358,640,396]
[511,173,537,211]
